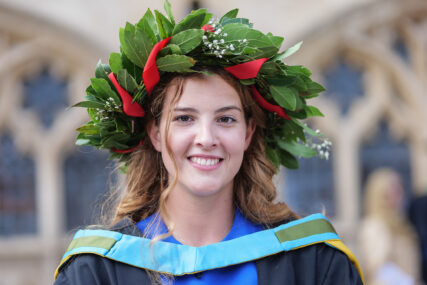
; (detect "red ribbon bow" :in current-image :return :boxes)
[108,72,145,117]
[143,37,172,94]
[224,58,290,120]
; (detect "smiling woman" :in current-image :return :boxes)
[53,1,364,284]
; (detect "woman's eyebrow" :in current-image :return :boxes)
[215,106,242,114]
[173,106,242,113]
[173,107,198,113]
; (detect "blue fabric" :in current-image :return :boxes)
[136,209,264,285]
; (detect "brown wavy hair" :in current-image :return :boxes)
[103,67,298,229]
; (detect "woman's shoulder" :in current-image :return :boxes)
[54,253,151,285]
[257,242,364,284]
[256,214,364,284]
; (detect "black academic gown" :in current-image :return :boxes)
[54,218,363,285]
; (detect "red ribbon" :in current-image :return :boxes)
[143,37,172,94]
[108,72,145,117]
[224,58,290,120]
[112,140,143,154]
[201,24,215,32]
[251,86,290,120]
[224,58,268,79]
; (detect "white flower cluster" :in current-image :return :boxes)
[202,19,248,58]
[94,98,121,121]
[308,136,332,160]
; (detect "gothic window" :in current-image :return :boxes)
[22,68,68,129]
[323,58,364,116]
[0,134,36,236]
[360,121,412,204]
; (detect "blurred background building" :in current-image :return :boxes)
[0,0,426,284]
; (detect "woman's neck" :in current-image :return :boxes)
[164,187,235,247]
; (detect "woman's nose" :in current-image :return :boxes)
[194,122,217,149]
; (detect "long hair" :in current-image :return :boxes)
[102,67,298,229]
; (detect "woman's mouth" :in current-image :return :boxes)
[188,156,223,169]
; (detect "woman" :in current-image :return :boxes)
[359,168,421,285]
[54,2,364,284]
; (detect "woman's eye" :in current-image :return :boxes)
[174,115,192,122]
[218,116,236,124]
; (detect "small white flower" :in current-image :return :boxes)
[229,44,235,51]
[220,39,225,44]
[243,39,247,43]
[202,35,207,40]
[213,40,218,44]
[223,33,228,37]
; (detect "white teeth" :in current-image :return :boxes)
[190,157,220,166]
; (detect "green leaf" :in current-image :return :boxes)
[170,29,204,54]
[90,78,121,105]
[136,9,158,44]
[305,105,324,117]
[164,0,175,25]
[307,81,326,94]
[220,8,239,23]
[76,124,100,135]
[95,60,111,80]
[158,44,182,57]
[278,141,317,158]
[109,53,123,74]
[251,46,279,59]
[270,85,297,110]
[222,18,251,27]
[121,50,143,84]
[222,24,276,52]
[72,101,106,109]
[280,120,305,141]
[286,65,311,76]
[173,10,206,35]
[265,145,280,168]
[266,32,283,49]
[102,135,130,149]
[155,10,174,39]
[260,61,281,76]
[293,119,322,137]
[117,69,138,94]
[75,138,91,146]
[239,79,255,85]
[266,76,296,86]
[275,41,303,61]
[202,13,213,26]
[119,23,153,67]
[156,55,195,72]
[278,149,299,169]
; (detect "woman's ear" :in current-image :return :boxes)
[147,121,162,152]
[244,119,256,150]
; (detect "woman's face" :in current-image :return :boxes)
[148,74,255,199]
